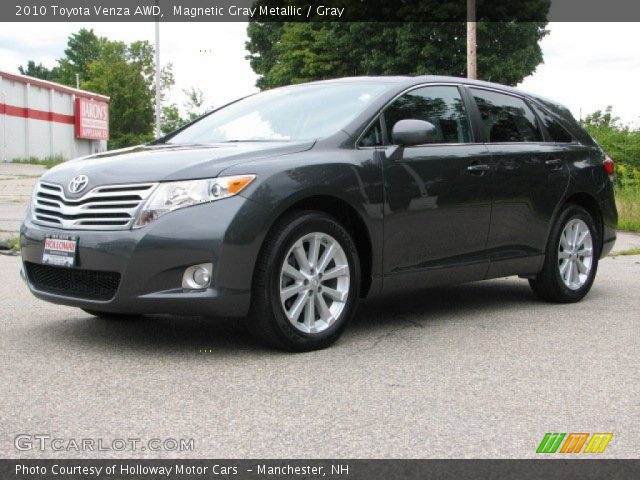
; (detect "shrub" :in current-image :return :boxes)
[582,108,640,232]
[11,155,66,169]
[616,185,640,232]
[582,107,640,169]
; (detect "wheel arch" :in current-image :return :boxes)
[562,191,604,255]
[258,193,374,298]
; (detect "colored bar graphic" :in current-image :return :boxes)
[536,433,566,454]
[584,433,613,454]
[536,433,613,454]
[560,433,590,453]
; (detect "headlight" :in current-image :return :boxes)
[26,183,39,221]
[133,175,255,228]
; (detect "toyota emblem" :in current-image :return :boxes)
[68,175,89,194]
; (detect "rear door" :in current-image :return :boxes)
[466,87,570,278]
[380,84,493,291]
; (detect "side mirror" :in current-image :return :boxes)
[391,119,437,146]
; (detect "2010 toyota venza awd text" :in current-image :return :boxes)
[20,76,618,351]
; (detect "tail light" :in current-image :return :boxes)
[603,155,615,181]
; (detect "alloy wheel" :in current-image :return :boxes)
[279,232,350,334]
[557,218,593,290]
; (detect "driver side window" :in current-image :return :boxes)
[383,86,472,144]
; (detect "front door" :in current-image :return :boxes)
[381,85,493,291]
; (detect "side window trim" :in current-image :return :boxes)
[381,84,475,147]
[356,116,386,149]
[356,82,486,149]
[379,113,389,146]
[458,85,486,143]
[529,101,576,144]
[527,100,560,144]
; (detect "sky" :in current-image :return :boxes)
[0,22,638,126]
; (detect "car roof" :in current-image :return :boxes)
[310,75,530,96]
[306,75,571,119]
[306,76,410,85]
[302,75,584,143]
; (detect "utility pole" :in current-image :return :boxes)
[154,15,161,138]
[75,73,80,89]
[467,0,477,80]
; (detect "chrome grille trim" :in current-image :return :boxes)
[32,181,158,230]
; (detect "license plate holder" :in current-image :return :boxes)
[43,234,78,268]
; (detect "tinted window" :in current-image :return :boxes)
[359,120,384,147]
[384,86,471,144]
[168,83,389,143]
[534,106,573,143]
[471,89,543,143]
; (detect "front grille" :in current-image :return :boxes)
[25,262,120,301]
[32,181,157,230]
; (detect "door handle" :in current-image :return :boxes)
[545,158,563,168]
[467,163,491,175]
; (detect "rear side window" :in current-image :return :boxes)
[383,85,472,144]
[471,88,543,143]
[534,106,574,143]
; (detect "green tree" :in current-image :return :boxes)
[82,41,155,149]
[57,28,106,86]
[17,28,173,148]
[183,87,207,122]
[583,106,621,129]
[18,60,60,81]
[161,104,184,135]
[19,28,105,86]
[582,107,640,171]
[246,22,286,90]
[246,21,549,88]
[161,88,209,135]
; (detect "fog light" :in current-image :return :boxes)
[182,263,212,289]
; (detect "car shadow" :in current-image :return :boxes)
[36,278,540,355]
[352,278,538,329]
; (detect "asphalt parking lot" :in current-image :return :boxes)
[0,163,44,240]
[1,249,638,458]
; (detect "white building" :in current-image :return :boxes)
[0,70,109,162]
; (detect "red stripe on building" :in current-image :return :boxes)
[0,103,75,124]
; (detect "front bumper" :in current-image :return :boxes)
[20,195,271,317]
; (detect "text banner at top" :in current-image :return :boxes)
[5,0,640,22]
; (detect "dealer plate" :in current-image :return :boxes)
[43,234,78,268]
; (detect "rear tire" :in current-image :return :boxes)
[529,204,599,303]
[82,309,141,320]
[246,211,360,351]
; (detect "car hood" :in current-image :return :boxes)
[41,141,314,191]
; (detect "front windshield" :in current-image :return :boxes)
[167,82,390,144]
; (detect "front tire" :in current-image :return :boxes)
[247,211,361,351]
[529,204,599,303]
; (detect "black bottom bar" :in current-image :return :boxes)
[2,459,639,480]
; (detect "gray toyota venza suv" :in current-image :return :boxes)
[21,76,617,351]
